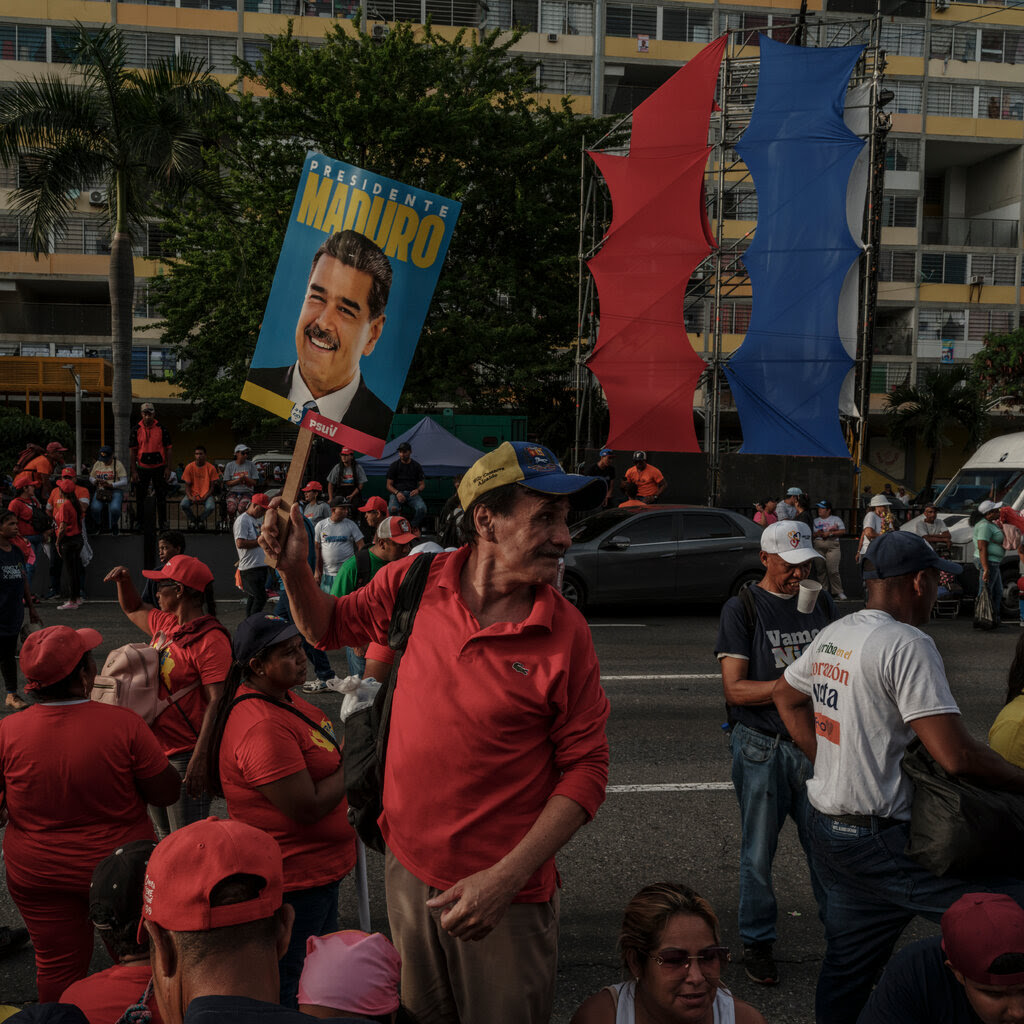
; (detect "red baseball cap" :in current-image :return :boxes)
[250,493,270,509]
[943,893,1024,986]
[139,817,283,940]
[301,482,323,493]
[60,467,77,479]
[45,441,67,454]
[13,472,34,490]
[20,625,103,691]
[376,516,418,544]
[340,447,355,456]
[359,496,387,514]
[142,554,214,592]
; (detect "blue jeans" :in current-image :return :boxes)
[276,584,334,682]
[148,752,211,840]
[978,563,1003,622]
[809,806,1024,1024]
[730,722,825,945]
[346,647,366,678]
[181,494,215,525]
[280,880,340,1007]
[89,491,123,533]
[389,490,426,527]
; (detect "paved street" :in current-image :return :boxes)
[0,595,1018,1021]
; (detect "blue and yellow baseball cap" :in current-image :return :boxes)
[458,442,606,512]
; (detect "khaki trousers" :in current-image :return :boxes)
[813,537,843,596]
[385,850,559,1024]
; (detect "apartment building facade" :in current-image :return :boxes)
[1,0,1021,471]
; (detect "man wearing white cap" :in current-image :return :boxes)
[715,520,833,986]
[775,487,802,522]
[975,499,1007,626]
[858,493,892,558]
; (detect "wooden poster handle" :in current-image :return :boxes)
[265,429,314,568]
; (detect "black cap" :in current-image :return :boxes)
[397,442,412,452]
[88,839,158,929]
[329,496,350,508]
[233,612,300,664]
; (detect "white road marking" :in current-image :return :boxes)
[601,673,719,681]
[608,782,733,793]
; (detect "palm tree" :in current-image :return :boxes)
[884,365,987,499]
[0,25,228,469]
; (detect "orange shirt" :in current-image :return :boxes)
[183,460,220,501]
[619,499,646,507]
[219,685,356,891]
[47,485,89,537]
[24,454,52,488]
[625,464,664,497]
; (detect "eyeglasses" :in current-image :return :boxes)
[646,947,729,973]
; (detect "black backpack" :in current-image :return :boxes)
[343,551,436,853]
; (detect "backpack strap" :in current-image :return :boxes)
[230,692,340,752]
[737,581,758,637]
[355,547,372,589]
[376,552,437,767]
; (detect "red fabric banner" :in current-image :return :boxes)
[587,35,727,453]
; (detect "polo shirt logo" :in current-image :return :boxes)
[512,662,529,675]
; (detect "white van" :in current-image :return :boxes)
[903,431,1024,612]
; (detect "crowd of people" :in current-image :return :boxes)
[4,435,1024,1024]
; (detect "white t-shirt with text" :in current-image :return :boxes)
[315,517,363,575]
[233,511,266,571]
[784,609,959,820]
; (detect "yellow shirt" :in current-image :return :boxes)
[989,693,1024,770]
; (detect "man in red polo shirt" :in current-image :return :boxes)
[261,441,610,1024]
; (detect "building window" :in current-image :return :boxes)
[970,254,1018,286]
[879,21,924,57]
[968,309,1016,343]
[661,6,712,42]
[606,4,656,37]
[885,137,920,172]
[537,58,591,94]
[981,86,1024,120]
[0,24,46,62]
[929,25,977,62]
[882,194,917,228]
[889,80,922,114]
[721,303,752,334]
[121,31,177,69]
[920,252,967,284]
[926,82,975,117]
[980,27,1024,64]
[878,249,916,282]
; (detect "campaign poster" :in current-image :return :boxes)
[242,151,462,457]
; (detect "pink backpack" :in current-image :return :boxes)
[91,643,201,726]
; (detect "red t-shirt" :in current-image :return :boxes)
[61,961,162,1024]
[47,484,89,538]
[0,701,168,889]
[7,496,40,536]
[146,609,233,757]
[219,685,356,891]
[318,548,610,902]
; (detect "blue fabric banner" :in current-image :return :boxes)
[727,38,865,457]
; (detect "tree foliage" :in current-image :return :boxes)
[152,22,604,448]
[0,409,74,478]
[0,25,228,469]
[971,326,1024,409]
[884,365,987,495]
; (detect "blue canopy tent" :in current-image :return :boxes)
[357,417,484,477]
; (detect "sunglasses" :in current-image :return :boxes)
[646,946,730,973]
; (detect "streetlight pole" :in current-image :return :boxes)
[62,364,82,474]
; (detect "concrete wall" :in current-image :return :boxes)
[965,147,1023,218]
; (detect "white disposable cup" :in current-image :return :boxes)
[797,579,822,614]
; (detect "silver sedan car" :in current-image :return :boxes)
[561,505,764,611]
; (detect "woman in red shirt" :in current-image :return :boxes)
[8,472,45,587]
[207,612,356,1008]
[0,626,178,1001]
[103,554,231,838]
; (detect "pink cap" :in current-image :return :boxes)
[298,931,401,1015]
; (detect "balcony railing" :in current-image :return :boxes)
[922,217,1019,248]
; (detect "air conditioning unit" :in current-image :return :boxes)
[935,0,949,11]
[970,274,984,285]
[88,189,107,206]
[547,32,558,42]
[371,23,389,41]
